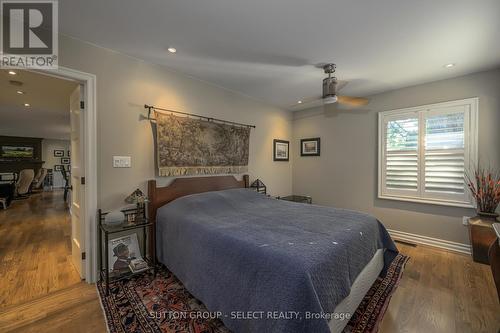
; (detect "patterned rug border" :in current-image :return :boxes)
[344,253,410,333]
[96,283,112,333]
[96,253,410,333]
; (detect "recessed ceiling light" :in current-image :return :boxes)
[297,100,303,104]
[8,70,17,75]
[444,63,456,68]
[167,47,177,54]
[16,90,24,94]
[24,103,30,107]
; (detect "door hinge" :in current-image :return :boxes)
[81,177,85,185]
[80,101,85,109]
[81,252,86,260]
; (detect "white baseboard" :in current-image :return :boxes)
[387,229,471,255]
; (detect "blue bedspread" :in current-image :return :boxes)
[156,188,397,333]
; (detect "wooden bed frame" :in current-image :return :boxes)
[147,175,249,258]
[147,174,249,223]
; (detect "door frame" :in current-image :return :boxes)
[32,66,98,283]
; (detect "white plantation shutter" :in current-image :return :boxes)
[379,98,478,207]
[424,151,464,193]
[386,152,418,190]
[423,108,468,201]
[384,117,419,194]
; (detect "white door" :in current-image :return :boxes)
[70,85,86,279]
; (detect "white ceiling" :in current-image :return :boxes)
[59,0,500,110]
[0,70,77,140]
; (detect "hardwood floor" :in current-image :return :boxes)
[0,283,106,333]
[0,206,498,333]
[380,243,500,333]
[0,190,81,307]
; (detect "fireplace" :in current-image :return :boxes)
[0,136,45,175]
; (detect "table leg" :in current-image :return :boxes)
[153,225,157,277]
[98,224,102,276]
[105,232,109,296]
[143,228,146,262]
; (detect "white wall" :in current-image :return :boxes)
[59,35,293,210]
[292,69,500,245]
[41,139,70,188]
[57,35,500,246]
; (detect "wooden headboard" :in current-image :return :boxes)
[147,174,249,223]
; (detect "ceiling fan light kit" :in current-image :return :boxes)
[323,95,338,104]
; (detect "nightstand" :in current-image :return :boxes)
[277,195,312,204]
[98,208,157,295]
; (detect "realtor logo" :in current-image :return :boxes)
[1,0,58,68]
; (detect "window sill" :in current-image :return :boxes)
[378,194,475,209]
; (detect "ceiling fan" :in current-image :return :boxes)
[293,63,369,109]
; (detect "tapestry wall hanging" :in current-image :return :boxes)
[156,112,250,176]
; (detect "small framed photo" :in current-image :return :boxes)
[273,139,289,161]
[61,158,70,164]
[54,149,64,157]
[54,165,63,171]
[300,138,321,156]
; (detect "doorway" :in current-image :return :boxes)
[0,67,97,309]
[37,66,98,283]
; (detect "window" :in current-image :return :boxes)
[378,98,478,207]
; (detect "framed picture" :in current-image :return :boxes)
[0,145,34,159]
[54,165,63,171]
[300,138,321,156]
[273,139,289,161]
[54,149,64,157]
[108,233,142,274]
[61,157,70,164]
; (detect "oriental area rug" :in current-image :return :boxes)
[97,254,409,333]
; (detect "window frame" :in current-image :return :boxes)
[378,97,478,208]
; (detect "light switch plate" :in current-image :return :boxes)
[113,156,131,168]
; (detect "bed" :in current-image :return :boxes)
[148,175,398,333]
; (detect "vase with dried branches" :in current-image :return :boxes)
[465,166,500,219]
[465,165,500,263]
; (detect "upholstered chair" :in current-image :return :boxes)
[15,169,35,197]
[33,168,42,183]
[32,168,48,190]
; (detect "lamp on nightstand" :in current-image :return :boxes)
[124,189,147,222]
[250,179,267,195]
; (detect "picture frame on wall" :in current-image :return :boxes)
[300,138,321,156]
[273,139,289,161]
[61,158,70,164]
[54,149,64,157]
[54,165,63,171]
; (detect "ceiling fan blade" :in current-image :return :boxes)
[336,80,348,91]
[337,95,369,106]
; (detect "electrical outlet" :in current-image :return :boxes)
[113,156,131,168]
[462,216,470,226]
